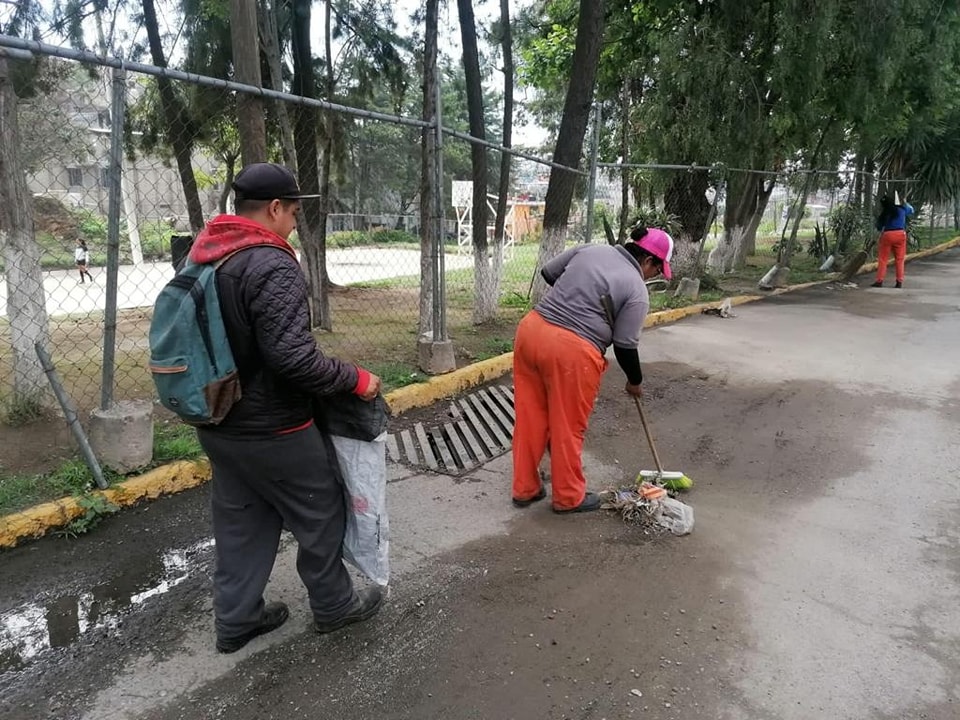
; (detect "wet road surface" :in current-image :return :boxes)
[2,250,959,719]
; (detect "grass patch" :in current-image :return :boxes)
[0,392,46,426]
[153,421,203,463]
[0,420,202,517]
[366,361,425,391]
[649,290,726,311]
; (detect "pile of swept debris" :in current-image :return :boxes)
[600,481,695,536]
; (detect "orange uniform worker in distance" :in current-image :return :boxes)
[511,227,673,513]
[872,192,914,289]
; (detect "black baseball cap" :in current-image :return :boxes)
[232,163,321,201]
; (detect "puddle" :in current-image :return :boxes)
[0,537,214,673]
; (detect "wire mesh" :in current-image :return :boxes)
[2,44,958,441]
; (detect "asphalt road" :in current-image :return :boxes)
[1,250,958,720]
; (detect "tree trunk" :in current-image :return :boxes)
[218,155,237,214]
[489,0,513,318]
[291,0,331,330]
[258,0,297,170]
[317,0,336,303]
[711,172,773,272]
[418,0,440,337]
[457,0,494,324]
[618,75,630,242]
[0,55,50,404]
[735,179,775,267]
[664,170,711,243]
[532,0,606,303]
[230,0,267,165]
[141,0,205,234]
[779,122,832,269]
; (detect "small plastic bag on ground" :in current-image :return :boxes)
[329,432,390,586]
[655,496,695,536]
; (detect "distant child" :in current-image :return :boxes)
[872,192,914,289]
[75,239,93,283]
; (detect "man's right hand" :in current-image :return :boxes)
[359,373,382,401]
[625,382,643,398]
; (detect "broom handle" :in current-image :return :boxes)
[634,396,664,474]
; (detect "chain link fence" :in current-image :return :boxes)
[2,39,959,440]
[591,164,957,281]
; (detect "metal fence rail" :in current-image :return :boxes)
[1,36,957,433]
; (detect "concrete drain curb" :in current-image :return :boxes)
[389,384,516,476]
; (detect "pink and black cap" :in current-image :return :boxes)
[630,227,675,280]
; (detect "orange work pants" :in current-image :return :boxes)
[876,229,907,283]
[512,310,607,511]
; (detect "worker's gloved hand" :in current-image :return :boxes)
[625,382,643,398]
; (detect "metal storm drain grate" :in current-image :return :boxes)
[387,384,515,476]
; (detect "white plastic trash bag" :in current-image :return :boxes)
[656,497,695,536]
[330,432,390,586]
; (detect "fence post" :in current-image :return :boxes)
[418,50,455,374]
[101,66,125,410]
[36,343,108,490]
[584,102,601,243]
[433,58,445,341]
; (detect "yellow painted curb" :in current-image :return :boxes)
[0,459,211,549]
[384,353,515,415]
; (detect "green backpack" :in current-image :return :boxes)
[149,259,240,425]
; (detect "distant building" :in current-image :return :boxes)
[23,63,221,230]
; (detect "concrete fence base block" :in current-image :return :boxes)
[674,277,701,301]
[418,337,457,375]
[89,400,154,473]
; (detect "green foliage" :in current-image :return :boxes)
[807,222,830,259]
[75,208,108,243]
[627,208,682,239]
[327,228,419,248]
[153,422,202,463]
[500,292,533,310]
[56,494,119,538]
[827,204,874,255]
[0,423,200,517]
[365,362,423,391]
[1,393,45,427]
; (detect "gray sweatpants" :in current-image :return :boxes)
[198,423,355,640]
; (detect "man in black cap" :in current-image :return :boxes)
[186,163,385,653]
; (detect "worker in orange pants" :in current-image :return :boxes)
[512,311,608,511]
[872,193,913,289]
[512,227,674,513]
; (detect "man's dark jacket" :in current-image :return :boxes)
[187,215,369,436]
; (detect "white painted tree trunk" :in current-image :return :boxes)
[473,244,499,324]
[0,56,50,402]
[531,224,568,304]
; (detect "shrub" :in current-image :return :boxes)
[327,228,418,248]
[626,207,682,238]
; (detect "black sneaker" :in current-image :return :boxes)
[512,485,547,508]
[315,586,384,634]
[871,281,883,287]
[895,281,902,288]
[552,491,601,514]
[216,601,289,654]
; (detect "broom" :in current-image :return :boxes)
[600,294,693,492]
[633,396,694,491]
